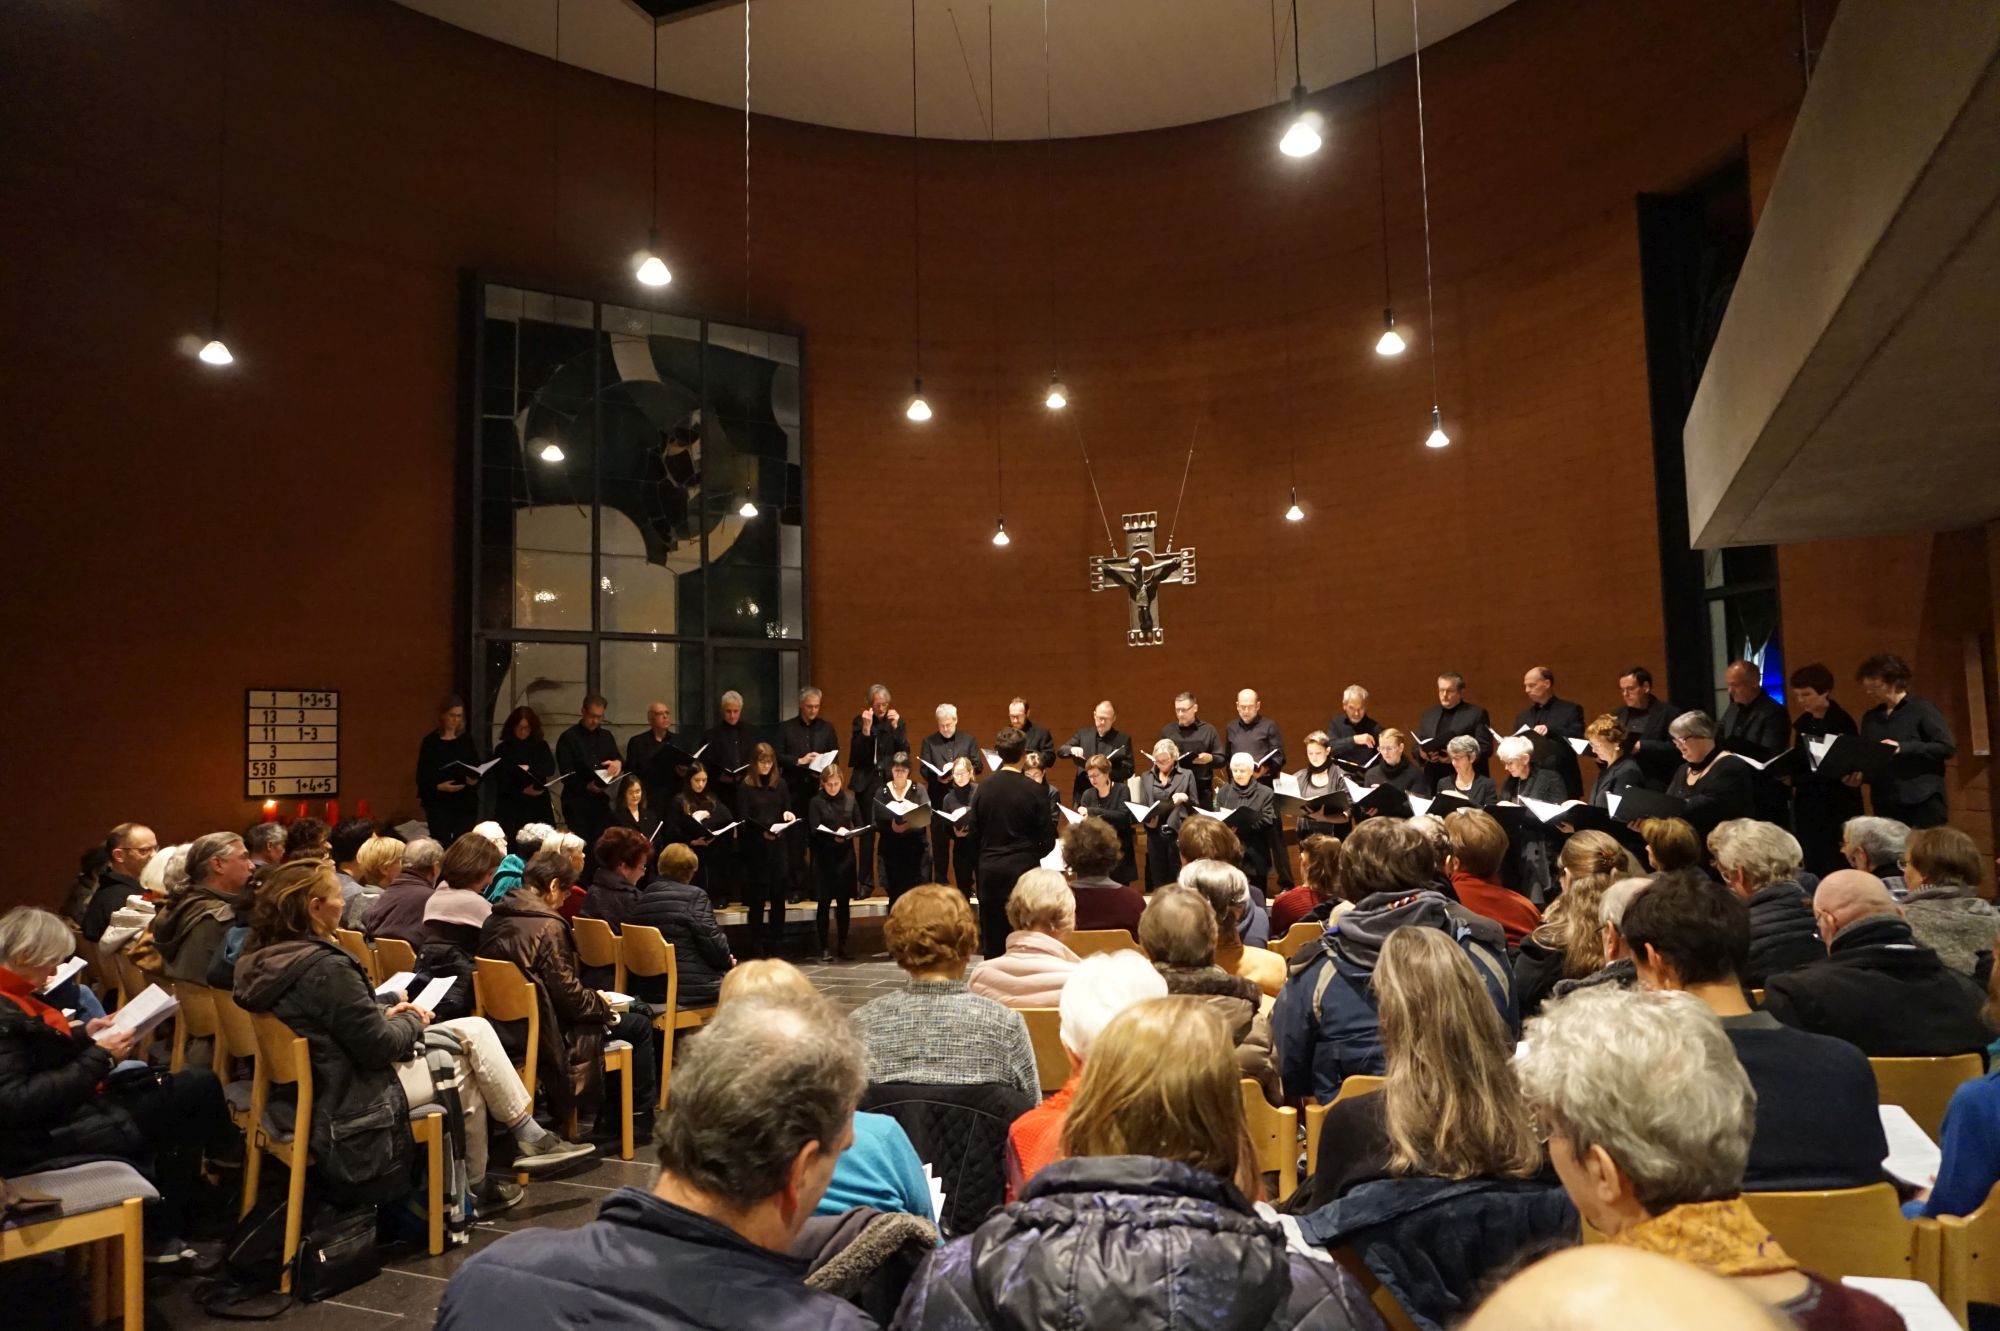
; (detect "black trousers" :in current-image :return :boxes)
[607,1011,658,1116]
[928,821,961,889]
[880,830,930,903]
[976,853,1040,958]
[119,1068,231,1239]
[950,835,978,900]
[815,855,857,950]
[1143,827,1181,890]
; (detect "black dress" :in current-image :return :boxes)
[1434,773,1498,810]
[872,780,933,901]
[1137,768,1197,890]
[492,733,556,839]
[1076,783,1139,883]
[1793,703,1865,876]
[1500,769,1567,904]
[733,780,794,957]
[807,789,862,952]
[417,731,482,848]
[1295,761,1348,843]
[940,781,980,896]
[671,790,731,906]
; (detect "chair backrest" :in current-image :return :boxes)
[621,925,682,1013]
[1019,1007,1071,1094]
[1240,1079,1299,1203]
[1937,1180,2000,1322]
[1304,1100,1329,1178]
[1270,921,1323,960]
[373,936,418,978]
[473,957,538,1024]
[1333,1074,1386,1105]
[1067,928,1141,959]
[249,1012,308,1088]
[211,989,260,1064]
[1871,1055,1984,1139]
[333,928,376,982]
[572,917,621,970]
[173,980,221,1041]
[1743,1183,1927,1281]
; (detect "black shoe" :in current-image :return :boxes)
[143,1237,198,1267]
[473,1177,525,1217]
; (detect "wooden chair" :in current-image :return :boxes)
[1743,1183,1941,1284]
[1019,1007,1071,1094]
[1935,1180,2000,1325]
[1240,1078,1299,1204]
[211,989,262,1195]
[1871,1055,1984,1139]
[107,947,149,1012]
[373,936,418,980]
[1066,928,1141,959]
[1270,921,1323,960]
[244,1012,445,1287]
[572,917,626,993]
[333,928,378,985]
[1333,1074,1386,1104]
[472,959,539,1102]
[0,1164,149,1331]
[620,925,717,1110]
[165,979,222,1075]
[1304,1076,1386,1179]
[1330,1248,1425,1331]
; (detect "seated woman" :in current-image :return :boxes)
[1900,825,2000,980]
[1436,734,1499,809]
[623,843,734,1010]
[232,861,592,1218]
[477,847,660,1135]
[1073,754,1137,882]
[1512,831,1638,1018]
[1514,987,1901,1331]
[1442,808,1542,948]
[966,869,1080,1009]
[1295,926,1541,1211]
[0,906,233,1264]
[414,832,506,1022]
[1907,963,2000,1219]
[578,826,653,932]
[1138,887,1278,1102]
[154,830,254,986]
[1177,859,1285,998]
[1062,816,1146,934]
[1269,834,1341,934]
[1637,816,1701,872]
[851,886,1038,1100]
[895,995,1377,1331]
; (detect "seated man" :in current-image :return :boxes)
[1762,869,1990,1057]
[1620,870,1886,1191]
[434,994,877,1331]
[1441,808,1542,948]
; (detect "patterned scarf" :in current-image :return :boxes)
[1610,1198,1799,1276]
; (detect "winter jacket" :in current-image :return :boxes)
[1903,888,2000,980]
[81,870,143,942]
[623,877,734,1008]
[477,889,613,1127]
[966,932,1080,1009]
[415,890,489,1022]
[1156,964,1280,1104]
[0,974,132,1173]
[361,869,435,945]
[436,1186,878,1331]
[1762,915,1992,1057]
[579,865,645,933]
[1511,935,1574,1020]
[1274,890,1516,1104]
[1741,879,1825,987]
[152,883,244,986]
[233,935,426,1201]
[893,1155,1379,1331]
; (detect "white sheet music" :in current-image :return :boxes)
[412,976,455,1014]
[1878,1104,1941,1188]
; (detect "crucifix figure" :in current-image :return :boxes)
[1091,511,1197,647]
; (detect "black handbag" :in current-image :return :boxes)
[291,1202,383,1303]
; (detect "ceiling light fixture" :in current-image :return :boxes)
[537,439,565,463]
[634,21,672,286]
[197,1,233,368]
[905,378,933,422]
[1412,0,1450,448]
[992,516,1011,547]
[1369,0,1404,356]
[1045,376,1068,411]
[1376,310,1406,357]
[738,491,758,518]
[1284,487,1306,522]
[903,0,931,421]
[1424,405,1450,449]
[199,336,234,367]
[1278,2,1321,157]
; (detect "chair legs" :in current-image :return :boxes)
[604,1046,634,1161]
[278,1150,308,1296]
[119,1196,143,1331]
[413,1118,444,1257]
[240,1134,263,1220]
[656,1018,673,1112]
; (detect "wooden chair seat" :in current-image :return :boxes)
[571,917,625,993]
[1240,1078,1299,1204]
[372,935,418,980]
[0,1162,153,1331]
[1742,1183,1940,1284]
[165,979,222,1075]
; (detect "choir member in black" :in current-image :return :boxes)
[1584,715,1654,808]
[417,695,483,848]
[1435,735,1499,810]
[1161,691,1223,809]
[776,687,840,901]
[1226,688,1294,890]
[1216,754,1279,889]
[939,757,981,898]
[555,693,621,850]
[966,728,1058,957]
[492,705,556,840]
[1075,754,1138,882]
[732,743,797,958]
[1856,652,1958,829]
[671,764,732,908]
[807,764,862,960]
[872,752,934,902]
[1005,697,1058,772]
[702,689,757,813]
[1716,660,1790,760]
[605,774,662,864]
[624,701,687,818]
[1515,666,1587,798]
[919,703,981,891]
[1496,735,1566,903]
[1663,711,1757,835]
[1137,738,1197,891]
[1059,700,1134,802]
[1789,662,1865,875]
[1326,685,1383,770]
[849,684,907,891]
[1613,666,1687,784]
[1366,729,1429,796]
[1415,673,1493,788]
[1021,753,1063,834]
[1293,731,1349,841]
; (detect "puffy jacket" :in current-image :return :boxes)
[478,889,612,1126]
[1274,890,1516,1104]
[893,1155,1378,1331]
[1157,965,1281,1104]
[1762,915,1992,1057]
[579,865,645,933]
[624,877,734,1008]
[152,883,244,986]
[233,936,426,1201]
[966,933,1079,1009]
[1903,889,2000,980]
[0,985,132,1172]
[1742,879,1824,987]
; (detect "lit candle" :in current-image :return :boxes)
[261,800,278,822]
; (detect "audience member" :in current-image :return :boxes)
[1273,818,1516,1104]
[1840,816,1909,897]
[1139,886,1279,1101]
[141,841,191,903]
[623,843,734,1008]
[1515,987,1900,1330]
[329,817,379,928]
[153,830,253,985]
[1004,950,1166,1197]
[1763,869,1992,1056]
[1900,825,1998,979]
[1059,817,1145,933]
[81,822,156,941]
[1513,832,1636,1018]
[895,996,1378,1331]
[361,835,443,944]
[0,905,233,1263]
[1467,1247,1798,1331]
[1637,816,1701,872]
[1706,819,1824,986]
[966,870,1080,1009]
[1620,870,1885,1191]
[283,816,331,861]
[1270,834,1341,934]
[435,995,878,1331]
[413,833,505,1021]
[1442,808,1542,947]
[243,820,286,869]
[1178,859,1285,997]
[513,821,558,863]
[853,886,1038,1100]
[1173,814,1270,945]
[1296,927,1540,1211]
[579,826,654,931]
[1907,964,2000,1219]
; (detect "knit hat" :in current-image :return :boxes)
[483,854,525,904]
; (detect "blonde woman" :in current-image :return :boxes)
[896,995,1376,1330]
[966,869,1080,1009]
[1295,927,1541,1210]
[1512,831,1640,1018]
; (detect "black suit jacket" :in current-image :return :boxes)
[1514,698,1587,798]
[1718,693,1790,761]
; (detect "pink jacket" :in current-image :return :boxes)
[968,931,1081,1009]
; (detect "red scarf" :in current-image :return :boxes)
[0,967,74,1036]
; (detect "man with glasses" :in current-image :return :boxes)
[1612,666,1687,783]
[556,694,621,849]
[1159,692,1222,810]
[82,822,157,940]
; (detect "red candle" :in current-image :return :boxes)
[295,802,307,822]
[326,799,341,825]
[261,800,279,822]
[356,799,372,819]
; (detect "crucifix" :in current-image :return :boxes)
[1091,512,1196,647]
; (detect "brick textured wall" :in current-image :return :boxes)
[0,0,1871,902]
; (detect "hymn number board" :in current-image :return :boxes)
[245,689,340,798]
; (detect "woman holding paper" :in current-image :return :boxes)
[940,757,981,896]
[493,706,556,840]
[1585,715,1654,809]
[604,774,662,857]
[671,765,732,907]
[1788,662,1865,876]
[808,765,864,959]
[1075,754,1138,882]
[0,905,235,1262]
[1496,736,1564,903]
[417,695,484,848]
[1294,731,1348,843]
[872,752,934,903]
[1435,735,1499,809]
[1138,740,1197,891]
[733,744,797,958]
[1215,754,1279,889]
[1364,729,1429,796]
